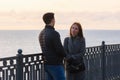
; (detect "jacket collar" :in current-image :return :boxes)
[45,25,55,30]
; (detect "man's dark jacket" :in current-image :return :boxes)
[39,25,66,65]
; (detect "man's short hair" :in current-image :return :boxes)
[43,12,54,24]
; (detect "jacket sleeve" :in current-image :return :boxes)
[63,37,69,54]
[64,37,74,62]
[53,31,66,57]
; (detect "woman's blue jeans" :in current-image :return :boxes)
[44,64,66,80]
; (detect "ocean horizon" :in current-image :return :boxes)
[0,30,120,58]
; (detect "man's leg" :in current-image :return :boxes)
[44,65,53,80]
[53,65,66,80]
[45,65,66,80]
[45,71,53,80]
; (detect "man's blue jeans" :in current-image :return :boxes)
[44,64,66,80]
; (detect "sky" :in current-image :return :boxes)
[0,0,120,30]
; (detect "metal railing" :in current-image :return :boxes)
[0,49,45,80]
[0,41,120,80]
[84,41,120,80]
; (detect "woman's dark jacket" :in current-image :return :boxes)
[39,25,66,65]
[64,36,86,65]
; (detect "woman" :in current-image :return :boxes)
[64,22,86,80]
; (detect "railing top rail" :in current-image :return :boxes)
[0,53,42,60]
[0,56,16,61]
[22,53,42,57]
[86,46,101,49]
[105,44,120,46]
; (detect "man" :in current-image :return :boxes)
[39,12,66,80]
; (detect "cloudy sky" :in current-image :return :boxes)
[0,0,120,30]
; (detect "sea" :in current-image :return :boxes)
[0,30,120,58]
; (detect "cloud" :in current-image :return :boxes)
[0,11,42,26]
[56,11,120,30]
[0,11,120,30]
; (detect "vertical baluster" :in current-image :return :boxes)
[30,64,33,80]
[2,70,4,80]
[101,41,105,80]
[0,72,1,80]
[36,64,39,80]
[16,49,23,80]
[92,48,95,80]
[36,56,40,80]
[84,48,88,80]
[38,64,41,80]
[87,48,90,80]
[42,62,46,80]
[88,48,92,80]
[0,68,1,80]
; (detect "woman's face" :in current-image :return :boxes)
[70,24,79,37]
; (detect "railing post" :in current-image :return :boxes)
[101,41,105,80]
[16,49,23,80]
